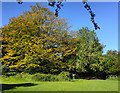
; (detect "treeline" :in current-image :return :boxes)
[1,3,119,79]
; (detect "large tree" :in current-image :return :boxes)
[2,3,75,74]
[73,27,104,76]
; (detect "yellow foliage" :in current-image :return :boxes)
[9,65,18,68]
[2,3,74,74]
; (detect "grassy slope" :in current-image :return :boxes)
[2,78,118,91]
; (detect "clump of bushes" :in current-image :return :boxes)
[32,71,71,81]
[2,72,17,77]
[32,73,58,81]
[2,71,72,82]
[58,71,71,78]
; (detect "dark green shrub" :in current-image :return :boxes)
[32,73,56,81]
[24,66,41,74]
[59,71,71,78]
[57,75,71,81]
[32,73,71,81]
[3,72,18,77]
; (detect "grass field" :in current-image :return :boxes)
[1,78,118,91]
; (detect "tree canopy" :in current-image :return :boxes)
[2,3,76,74]
[2,3,119,78]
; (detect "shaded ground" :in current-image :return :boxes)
[1,83,38,91]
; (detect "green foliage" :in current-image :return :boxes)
[58,71,70,78]
[2,3,118,78]
[73,27,104,74]
[3,72,17,77]
[2,65,16,76]
[32,73,71,81]
[2,73,34,82]
[102,50,119,75]
[2,73,71,82]
[32,73,57,81]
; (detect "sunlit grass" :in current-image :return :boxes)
[2,75,118,91]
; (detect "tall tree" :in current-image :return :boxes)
[2,3,74,74]
[75,27,104,74]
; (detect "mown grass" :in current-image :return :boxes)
[1,74,118,91]
[2,81,118,91]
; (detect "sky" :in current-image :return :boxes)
[1,2,118,54]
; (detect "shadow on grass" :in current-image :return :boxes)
[1,83,38,91]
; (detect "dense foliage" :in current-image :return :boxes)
[2,3,119,79]
[2,3,75,75]
[102,50,119,75]
[32,72,71,81]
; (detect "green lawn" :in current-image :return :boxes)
[1,79,118,91]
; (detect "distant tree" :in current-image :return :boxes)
[102,50,119,75]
